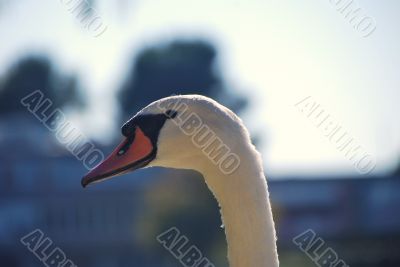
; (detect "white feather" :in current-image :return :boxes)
[142,95,279,267]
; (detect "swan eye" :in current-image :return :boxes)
[165,109,177,118]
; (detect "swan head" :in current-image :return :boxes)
[82,95,246,187]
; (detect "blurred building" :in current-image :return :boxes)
[270,176,400,267]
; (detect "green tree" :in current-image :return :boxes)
[118,40,247,121]
[0,56,84,115]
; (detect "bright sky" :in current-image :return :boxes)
[0,0,399,177]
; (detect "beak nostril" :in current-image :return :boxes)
[81,126,155,187]
[117,133,136,156]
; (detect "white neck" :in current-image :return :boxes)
[202,147,279,267]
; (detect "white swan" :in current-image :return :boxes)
[82,95,279,267]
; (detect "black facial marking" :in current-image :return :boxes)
[121,110,178,147]
[117,133,135,156]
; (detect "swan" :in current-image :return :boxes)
[82,95,279,267]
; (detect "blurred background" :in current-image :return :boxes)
[0,0,399,266]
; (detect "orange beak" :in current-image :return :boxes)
[81,127,154,187]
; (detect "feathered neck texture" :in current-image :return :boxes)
[144,94,279,266]
[201,139,279,267]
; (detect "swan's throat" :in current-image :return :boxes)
[202,150,279,267]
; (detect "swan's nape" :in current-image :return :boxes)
[81,95,279,267]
